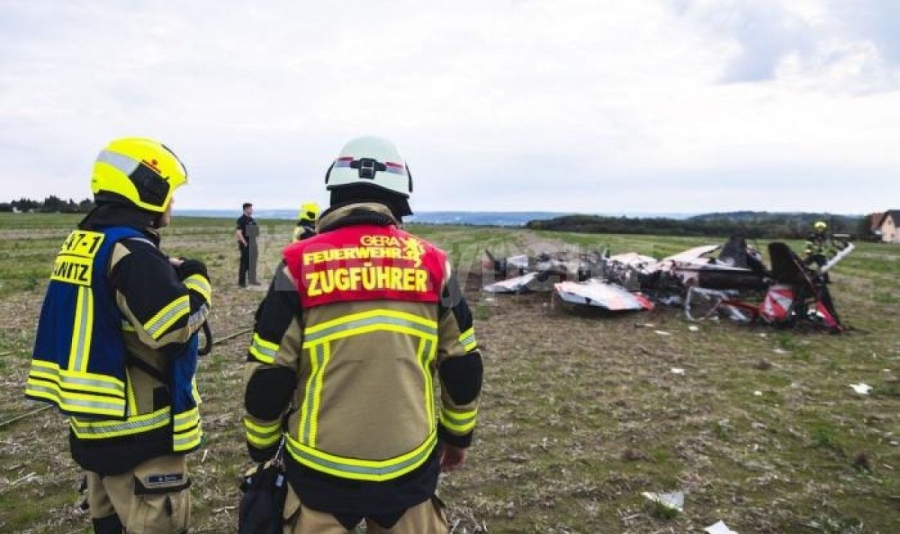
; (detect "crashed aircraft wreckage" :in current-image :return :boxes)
[684,241,854,333]
[482,233,854,329]
[482,235,765,312]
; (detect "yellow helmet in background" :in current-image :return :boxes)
[298,202,320,223]
[91,137,188,213]
[814,220,827,232]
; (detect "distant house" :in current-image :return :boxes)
[869,212,884,231]
[877,210,900,244]
[867,211,884,241]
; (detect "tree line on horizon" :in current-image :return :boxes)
[0,196,94,214]
[525,211,876,240]
[0,199,880,241]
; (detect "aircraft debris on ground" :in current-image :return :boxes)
[641,490,684,513]
[705,520,739,534]
[683,241,854,333]
[482,234,768,312]
[482,233,854,333]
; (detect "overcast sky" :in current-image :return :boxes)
[1,0,898,215]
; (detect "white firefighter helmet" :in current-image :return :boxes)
[325,136,412,197]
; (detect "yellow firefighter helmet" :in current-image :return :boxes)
[91,137,188,213]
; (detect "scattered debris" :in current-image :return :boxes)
[641,491,684,512]
[849,383,872,395]
[654,330,671,336]
[705,520,739,534]
[671,368,685,375]
[688,325,699,332]
[9,471,37,486]
[753,391,762,397]
[555,279,654,312]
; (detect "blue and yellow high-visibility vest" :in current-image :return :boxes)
[26,226,202,452]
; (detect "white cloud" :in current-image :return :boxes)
[0,0,898,215]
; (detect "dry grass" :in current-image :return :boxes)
[1,214,898,533]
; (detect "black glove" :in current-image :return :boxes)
[176,258,209,281]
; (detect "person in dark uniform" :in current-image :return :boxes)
[236,203,260,287]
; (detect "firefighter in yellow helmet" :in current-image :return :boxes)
[242,136,482,533]
[803,220,830,269]
[291,201,320,242]
[26,138,212,533]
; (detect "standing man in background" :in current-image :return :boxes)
[236,202,260,287]
[26,137,211,533]
[242,136,483,533]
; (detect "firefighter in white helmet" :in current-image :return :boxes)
[243,136,482,533]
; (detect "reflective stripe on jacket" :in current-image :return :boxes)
[278,220,447,482]
[28,226,142,418]
[27,226,203,453]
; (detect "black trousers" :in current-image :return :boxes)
[239,243,250,286]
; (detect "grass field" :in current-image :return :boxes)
[0,212,898,533]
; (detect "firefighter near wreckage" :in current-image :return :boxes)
[242,136,483,533]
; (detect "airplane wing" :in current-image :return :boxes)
[483,272,539,293]
[554,279,655,311]
[661,244,720,263]
[608,252,657,268]
[822,242,854,272]
[507,255,530,270]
